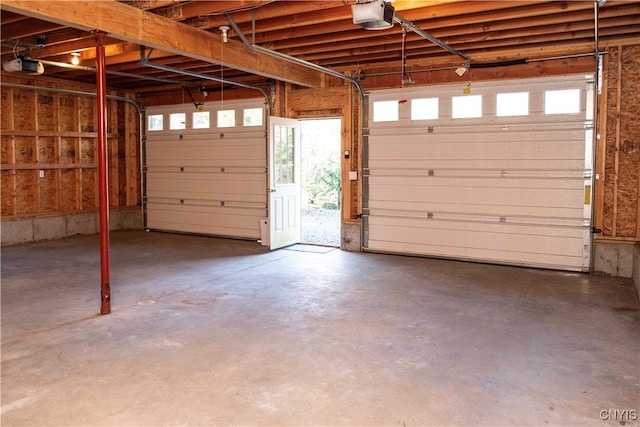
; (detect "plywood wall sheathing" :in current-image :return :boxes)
[78,97,95,133]
[59,169,78,212]
[619,45,640,238]
[1,87,13,130]
[1,170,15,216]
[58,95,76,132]
[37,94,56,131]
[14,170,37,215]
[38,137,57,164]
[13,89,35,130]
[125,102,141,206]
[81,169,97,210]
[598,45,640,241]
[39,169,58,213]
[0,72,140,221]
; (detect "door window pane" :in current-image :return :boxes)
[275,125,295,185]
[373,100,399,122]
[148,114,163,131]
[496,92,529,117]
[411,98,439,120]
[545,89,580,114]
[218,110,236,128]
[452,95,482,119]
[244,108,263,126]
[169,113,186,130]
[192,111,210,129]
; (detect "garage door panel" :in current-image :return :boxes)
[368,215,584,238]
[146,101,267,239]
[147,203,264,238]
[368,200,583,219]
[369,127,587,145]
[369,225,583,267]
[147,158,266,168]
[147,191,266,204]
[368,159,586,170]
[147,145,264,162]
[369,176,584,190]
[369,137,585,161]
[370,185,584,208]
[366,239,584,270]
[364,76,593,271]
[366,222,584,256]
[146,174,265,194]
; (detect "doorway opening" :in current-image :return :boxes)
[300,118,341,246]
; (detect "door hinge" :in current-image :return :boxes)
[592,227,602,234]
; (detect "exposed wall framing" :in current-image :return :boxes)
[0,72,140,221]
[596,45,640,241]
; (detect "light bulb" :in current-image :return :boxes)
[70,52,80,65]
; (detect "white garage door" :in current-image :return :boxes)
[363,75,594,271]
[145,99,267,239]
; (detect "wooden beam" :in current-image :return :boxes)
[0,17,65,40]
[0,0,322,87]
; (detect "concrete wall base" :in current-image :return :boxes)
[592,240,634,278]
[341,222,361,252]
[1,207,143,246]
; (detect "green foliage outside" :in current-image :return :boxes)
[304,156,340,209]
[300,119,341,210]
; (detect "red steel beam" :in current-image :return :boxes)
[96,31,111,315]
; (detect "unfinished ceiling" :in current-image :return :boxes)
[1,0,639,95]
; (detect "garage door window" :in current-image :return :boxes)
[218,110,236,128]
[169,113,186,130]
[544,89,580,115]
[244,108,263,126]
[452,95,482,119]
[496,92,529,117]
[192,111,210,129]
[411,98,439,120]
[373,100,399,122]
[148,114,163,131]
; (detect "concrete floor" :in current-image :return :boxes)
[2,231,639,427]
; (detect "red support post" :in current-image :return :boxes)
[95,31,111,315]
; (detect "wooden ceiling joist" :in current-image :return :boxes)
[0,0,322,87]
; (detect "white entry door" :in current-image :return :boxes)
[269,117,301,249]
